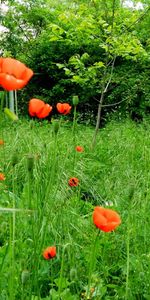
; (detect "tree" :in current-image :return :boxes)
[49,0,149,146]
[1,0,150,142]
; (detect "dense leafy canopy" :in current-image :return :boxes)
[1,0,150,123]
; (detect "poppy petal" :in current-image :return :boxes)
[93,206,121,232]
[56,103,63,113]
[37,104,52,119]
[43,246,56,260]
[0,57,33,91]
[21,67,34,82]
[63,103,71,115]
[1,58,32,79]
[0,74,27,91]
[28,99,45,117]
[76,146,84,152]
[56,103,71,115]
[0,173,6,180]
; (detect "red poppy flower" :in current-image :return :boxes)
[43,246,56,260]
[29,98,52,119]
[75,146,84,152]
[68,177,79,187]
[0,139,4,145]
[93,206,121,232]
[0,57,33,91]
[0,173,6,181]
[56,103,71,115]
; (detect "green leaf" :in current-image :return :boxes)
[94,61,105,68]
[54,277,70,289]
[49,36,62,41]
[56,63,65,69]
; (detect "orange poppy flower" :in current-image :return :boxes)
[93,206,121,232]
[43,246,56,260]
[68,177,79,187]
[56,103,71,115]
[0,173,6,181]
[0,139,4,145]
[75,146,84,152]
[29,98,52,119]
[0,57,33,91]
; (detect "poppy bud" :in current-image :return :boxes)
[26,154,34,172]
[72,95,79,106]
[11,152,19,167]
[29,120,35,129]
[4,108,18,121]
[70,268,77,281]
[21,270,30,285]
[53,121,60,135]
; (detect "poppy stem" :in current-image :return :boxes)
[0,91,5,114]
[87,230,100,296]
[0,91,6,165]
[14,90,18,116]
[72,105,77,136]
[9,91,15,114]
[26,154,34,209]
[125,217,130,300]
[72,105,77,171]
[58,244,68,297]
[8,170,16,300]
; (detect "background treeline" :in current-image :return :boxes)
[1,0,150,125]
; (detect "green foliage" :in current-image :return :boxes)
[107,61,150,120]
[1,0,150,123]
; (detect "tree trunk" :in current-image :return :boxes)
[91,90,105,149]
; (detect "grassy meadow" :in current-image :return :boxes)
[1,116,150,300]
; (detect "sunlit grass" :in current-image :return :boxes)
[1,117,150,299]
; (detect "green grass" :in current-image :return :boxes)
[1,117,150,299]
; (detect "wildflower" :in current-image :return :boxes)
[0,139,4,145]
[43,246,56,260]
[75,146,84,152]
[29,98,52,119]
[56,103,71,115]
[0,173,6,181]
[68,177,79,187]
[93,206,121,232]
[0,57,33,91]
